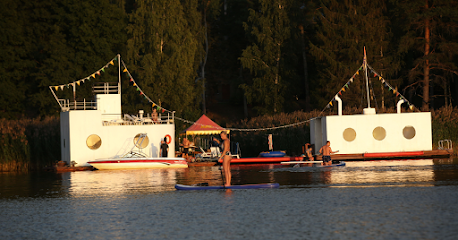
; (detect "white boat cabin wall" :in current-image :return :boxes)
[310,100,432,155]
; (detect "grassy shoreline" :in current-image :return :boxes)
[1,107,456,172]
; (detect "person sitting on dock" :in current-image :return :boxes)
[319,141,338,166]
[305,143,314,161]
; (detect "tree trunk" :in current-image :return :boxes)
[299,25,310,111]
[423,0,430,111]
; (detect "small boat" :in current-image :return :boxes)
[175,183,280,190]
[88,151,188,170]
[259,151,286,157]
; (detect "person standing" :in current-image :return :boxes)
[218,131,232,186]
[160,138,169,158]
[319,141,338,166]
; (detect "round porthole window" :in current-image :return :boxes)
[372,127,386,141]
[403,126,416,139]
[343,128,357,142]
[134,133,149,149]
[86,134,102,150]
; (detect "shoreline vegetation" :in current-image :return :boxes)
[1,106,457,172]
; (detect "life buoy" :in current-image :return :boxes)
[165,134,172,144]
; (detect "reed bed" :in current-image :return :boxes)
[0,117,60,172]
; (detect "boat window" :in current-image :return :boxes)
[403,126,416,139]
[134,133,149,149]
[372,127,386,141]
[86,134,102,150]
[343,128,356,142]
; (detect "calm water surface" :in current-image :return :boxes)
[1,159,458,239]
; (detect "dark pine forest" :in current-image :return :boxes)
[1,0,458,123]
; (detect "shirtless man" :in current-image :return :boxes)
[151,107,158,123]
[319,141,338,166]
[218,131,232,186]
[182,138,190,161]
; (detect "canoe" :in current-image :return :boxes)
[175,183,280,190]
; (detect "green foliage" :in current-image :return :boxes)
[240,0,299,115]
[125,0,202,118]
[309,0,398,109]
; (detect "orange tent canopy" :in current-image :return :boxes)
[183,114,229,135]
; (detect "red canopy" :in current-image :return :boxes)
[183,115,228,135]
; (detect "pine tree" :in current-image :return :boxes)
[392,0,458,110]
[126,0,202,118]
[240,0,296,115]
[309,0,395,110]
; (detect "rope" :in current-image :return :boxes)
[174,116,311,132]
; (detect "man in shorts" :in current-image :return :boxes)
[319,141,338,166]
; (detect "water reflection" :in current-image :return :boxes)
[1,158,457,199]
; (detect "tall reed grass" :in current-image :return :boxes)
[0,117,60,172]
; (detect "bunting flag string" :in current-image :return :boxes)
[120,59,172,113]
[50,55,118,90]
[366,64,418,111]
[321,62,419,113]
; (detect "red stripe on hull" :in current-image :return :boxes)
[364,151,424,158]
[218,156,303,164]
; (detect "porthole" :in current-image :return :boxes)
[403,126,416,139]
[372,127,386,141]
[86,134,102,150]
[134,133,149,149]
[343,128,356,142]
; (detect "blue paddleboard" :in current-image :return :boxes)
[175,183,280,190]
[317,161,346,168]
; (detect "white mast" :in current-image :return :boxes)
[364,46,371,108]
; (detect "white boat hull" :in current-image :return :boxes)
[88,157,188,170]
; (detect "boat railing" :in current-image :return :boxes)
[92,82,120,94]
[102,112,175,126]
[438,139,453,150]
[58,99,97,111]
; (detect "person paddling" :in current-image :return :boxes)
[218,131,232,186]
[319,141,338,166]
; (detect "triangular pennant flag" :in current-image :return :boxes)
[82,79,85,83]
[409,105,414,110]
[381,79,385,84]
[157,106,161,110]
[379,76,382,80]
[341,87,346,92]
[152,103,156,107]
[388,86,392,91]
[76,81,80,86]
[140,92,143,95]
[374,73,377,77]
[91,73,96,78]
[130,78,133,82]
[96,71,101,75]
[338,91,342,95]
[162,109,165,113]
[326,104,330,109]
[356,71,359,75]
[329,101,333,106]
[101,68,105,72]
[110,60,114,65]
[393,89,397,94]
[60,85,64,91]
[345,84,349,89]
[133,83,136,87]
[136,87,140,91]
[66,84,70,88]
[350,78,354,83]
[54,86,58,91]
[123,68,127,72]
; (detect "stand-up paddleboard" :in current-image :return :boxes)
[317,161,346,167]
[175,183,280,190]
[281,161,323,164]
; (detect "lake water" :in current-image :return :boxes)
[1,158,458,240]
